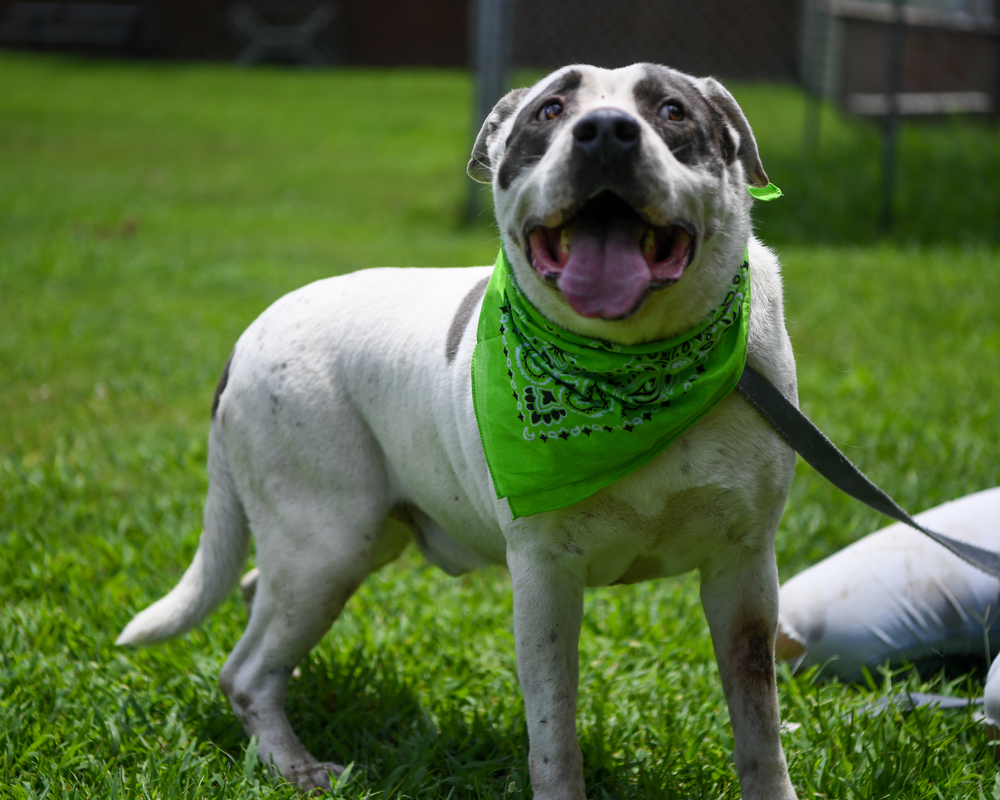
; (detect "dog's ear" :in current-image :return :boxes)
[697,77,769,189]
[467,87,529,185]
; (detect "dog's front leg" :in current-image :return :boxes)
[700,545,798,800]
[507,545,588,800]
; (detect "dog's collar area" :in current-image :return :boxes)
[471,245,751,518]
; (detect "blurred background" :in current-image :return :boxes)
[1,0,998,240]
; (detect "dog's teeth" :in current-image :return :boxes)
[560,228,571,255]
[641,228,656,257]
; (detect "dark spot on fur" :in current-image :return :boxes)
[445,276,489,364]
[497,70,582,191]
[725,523,746,545]
[549,630,558,643]
[632,65,724,175]
[211,349,234,419]
[734,619,775,690]
[562,540,584,557]
[232,691,252,714]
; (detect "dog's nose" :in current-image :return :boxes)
[572,109,641,160]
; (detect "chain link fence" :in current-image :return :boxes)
[470,0,999,232]
[510,0,801,81]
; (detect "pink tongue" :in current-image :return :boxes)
[557,219,651,319]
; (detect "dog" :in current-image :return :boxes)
[118,63,799,800]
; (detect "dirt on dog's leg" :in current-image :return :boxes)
[699,546,798,800]
[507,546,588,800]
[219,526,378,792]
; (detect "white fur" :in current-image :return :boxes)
[119,65,799,799]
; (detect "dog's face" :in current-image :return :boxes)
[469,64,768,344]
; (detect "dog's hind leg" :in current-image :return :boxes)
[700,544,798,800]
[219,495,390,792]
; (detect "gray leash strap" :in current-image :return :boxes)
[736,364,1000,578]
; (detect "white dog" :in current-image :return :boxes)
[118,64,799,800]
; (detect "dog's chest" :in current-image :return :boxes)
[514,392,792,587]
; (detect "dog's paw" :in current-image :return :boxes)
[296,761,344,796]
[288,760,343,794]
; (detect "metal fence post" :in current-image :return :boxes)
[880,0,906,231]
[800,0,828,151]
[466,0,514,224]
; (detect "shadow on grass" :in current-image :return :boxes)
[193,643,532,798]
[193,640,739,799]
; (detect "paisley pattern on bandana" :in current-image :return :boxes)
[502,266,746,440]
[471,247,751,519]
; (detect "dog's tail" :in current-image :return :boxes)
[116,422,250,646]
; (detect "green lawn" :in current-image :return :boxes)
[1,53,999,799]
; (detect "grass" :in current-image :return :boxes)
[1,52,999,798]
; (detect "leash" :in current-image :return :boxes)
[736,364,1000,578]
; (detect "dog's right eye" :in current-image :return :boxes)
[538,101,563,121]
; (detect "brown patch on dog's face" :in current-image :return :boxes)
[496,69,583,192]
[631,65,730,176]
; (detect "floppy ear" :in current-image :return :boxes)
[467,87,529,184]
[697,77,769,188]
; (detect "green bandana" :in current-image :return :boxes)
[748,182,783,201]
[471,247,751,518]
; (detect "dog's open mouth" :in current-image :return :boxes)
[525,191,696,320]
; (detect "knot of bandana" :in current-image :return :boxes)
[471,247,751,518]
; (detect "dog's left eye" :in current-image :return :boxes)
[659,101,685,122]
[538,101,563,121]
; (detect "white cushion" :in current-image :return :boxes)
[777,486,1000,682]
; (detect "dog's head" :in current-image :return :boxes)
[469,64,768,343]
